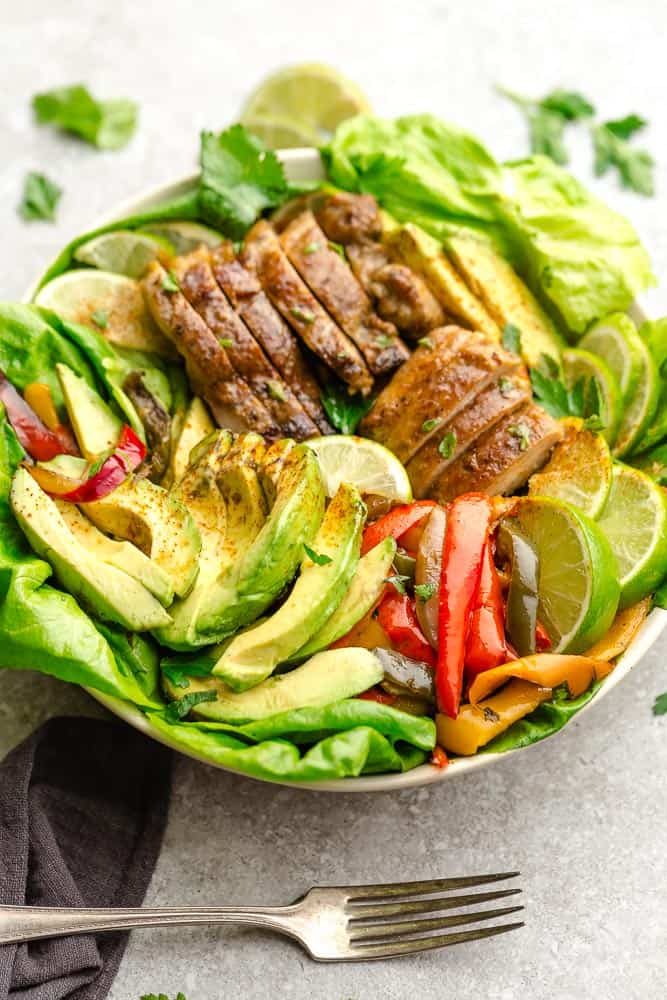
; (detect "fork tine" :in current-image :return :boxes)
[348,887,521,921]
[343,872,520,902]
[349,921,525,960]
[349,904,524,942]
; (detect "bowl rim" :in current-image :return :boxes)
[25,147,667,792]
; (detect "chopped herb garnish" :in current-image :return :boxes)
[140,993,187,1000]
[304,543,332,566]
[375,334,394,349]
[421,417,442,433]
[18,171,62,222]
[417,336,433,350]
[498,376,515,397]
[438,431,457,459]
[320,379,374,434]
[414,582,437,602]
[502,323,522,356]
[90,309,109,330]
[290,306,315,324]
[163,690,217,723]
[267,380,287,402]
[530,358,604,429]
[653,691,667,716]
[219,337,233,348]
[32,83,138,150]
[303,242,320,255]
[328,240,346,260]
[385,574,411,596]
[508,422,531,450]
[161,270,179,293]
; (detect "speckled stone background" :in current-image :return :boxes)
[2,1,667,997]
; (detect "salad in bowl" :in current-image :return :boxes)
[2,111,666,787]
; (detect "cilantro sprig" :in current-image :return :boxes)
[653,692,667,716]
[530,354,603,430]
[498,87,594,165]
[32,84,138,150]
[18,171,62,222]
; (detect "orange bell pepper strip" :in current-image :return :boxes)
[361,501,437,556]
[467,653,608,705]
[465,538,514,675]
[436,494,493,718]
[436,679,552,756]
[23,383,60,430]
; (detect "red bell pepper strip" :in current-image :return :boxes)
[465,539,514,675]
[357,687,396,706]
[378,591,436,667]
[58,426,146,503]
[535,621,552,651]
[436,493,493,718]
[361,501,437,556]
[0,371,77,461]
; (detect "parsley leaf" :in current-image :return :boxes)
[18,171,62,221]
[163,691,217,722]
[32,84,137,150]
[592,121,654,195]
[320,379,373,434]
[502,323,522,356]
[304,543,332,566]
[199,124,289,239]
[653,692,667,716]
[438,431,457,458]
[385,574,411,595]
[414,582,437,602]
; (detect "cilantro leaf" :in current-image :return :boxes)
[540,90,596,120]
[414,582,437,602]
[266,380,287,402]
[421,417,442,433]
[530,356,604,427]
[604,114,647,141]
[437,431,457,459]
[385,574,411,595]
[140,994,187,1000]
[198,125,289,239]
[32,84,137,150]
[161,270,179,293]
[18,171,62,222]
[528,108,569,165]
[653,691,667,716]
[320,379,373,434]
[303,543,332,566]
[508,421,531,451]
[162,691,217,722]
[592,122,654,196]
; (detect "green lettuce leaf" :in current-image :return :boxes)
[482,681,602,753]
[95,623,162,702]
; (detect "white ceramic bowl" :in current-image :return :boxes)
[27,148,667,791]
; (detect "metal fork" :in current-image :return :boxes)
[0,872,522,961]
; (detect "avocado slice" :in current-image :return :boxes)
[196,443,325,640]
[212,482,365,691]
[81,477,201,598]
[56,363,122,460]
[445,235,565,366]
[163,647,384,723]
[37,454,89,479]
[153,431,234,649]
[11,468,172,631]
[167,396,215,488]
[292,536,397,660]
[55,500,174,606]
[383,223,501,341]
[260,438,296,505]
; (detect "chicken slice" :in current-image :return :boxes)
[406,369,532,498]
[142,262,279,437]
[430,404,564,502]
[280,211,409,376]
[172,249,318,441]
[314,191,383,243]
[210,242,332,433]
[242,221,373,397]
[359,326,520,464]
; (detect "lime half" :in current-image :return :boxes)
[35,270,173,356]
[241,63,371,147]
[612,337,660,458]
[140,221,224,256]
[504,496,620,652]
[74,230,173,279]
[529,420,613,519]
[562,348,622,446]
[306,435,412,502]
[579,313,644,403]
[597,463,667,608]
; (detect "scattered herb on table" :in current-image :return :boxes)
[140,993,187,1000]
[592,116,654,196]
[32,83,138,150]
[304,543,332,566]
[653,692,667,716]
[18,171,62,222]
[497,87,594,166]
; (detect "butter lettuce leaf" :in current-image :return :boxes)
[482,681,602,753]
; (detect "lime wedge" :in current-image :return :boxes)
[529,420,613,519]
[504,497,620,652]
[241,115,321,150]
[35,270,173,356]
[74,230,173,279]
[241,63,371,147]
[562,348,622,445]
[140,221,223,255]
[597,463,667,608]
[612,337,660,458]
[579,313,644,403]
[305,435,412,502]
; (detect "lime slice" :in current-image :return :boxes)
[35,270,172,356]
[140,221,223,256]
[241,114,320,150]
[579,313,644,403]
[597,463,667,608]
[528,420,613,519]
[611,338,660,458]
[562,348,622,445]
[505,496,620,652]
[74,230,173,279]
[241,63,371,146]
[306,435,412,502]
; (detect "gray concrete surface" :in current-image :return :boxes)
[1,0,667,996]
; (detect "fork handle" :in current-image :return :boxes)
[0,904,297,945]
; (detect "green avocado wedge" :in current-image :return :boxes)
[81,476,201,598]
[163,647,384,723]
[56,363,122,461]
[292,536,397,661]
[212,482,366,692]
[10,468,172,631]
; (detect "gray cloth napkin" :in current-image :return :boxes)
[0,717,172,999]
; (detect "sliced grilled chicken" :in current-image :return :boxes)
[142,262,279,437]
[314,191,383,243]
[359,326,520,464]
[406,369,532,498]
[172,249,318,441]
[430,404,564,502]
[242,220,373,397]
[281,211,409,375]
[210,242,332,433]
[367,260,446,336]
